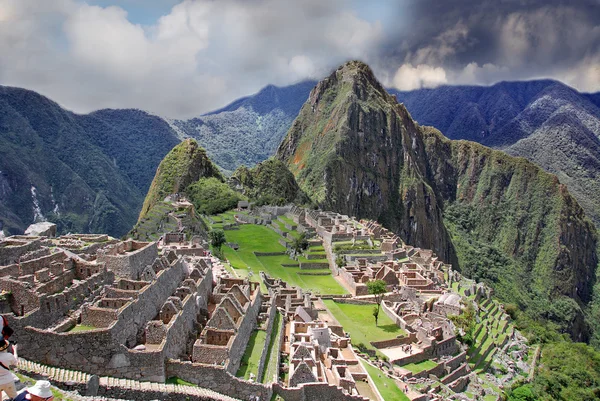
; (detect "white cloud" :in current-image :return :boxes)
[0,0,383,118]
[392,64,447,91]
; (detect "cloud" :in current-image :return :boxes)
[392,64,447,91]
[0,0,598,117]
[383,0,600,91]
[0,0,383,118]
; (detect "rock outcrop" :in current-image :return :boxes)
[138,139,223,221]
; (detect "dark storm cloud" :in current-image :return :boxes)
[379,0,600,90]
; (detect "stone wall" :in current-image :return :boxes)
[299,262,330,269]
[256,296,278,382]
[98,242,158,280]
[166,360,272,400]
[0,238,46,266]
[226,288,262,374]
[13,260,188,381]
[272,382,369,401]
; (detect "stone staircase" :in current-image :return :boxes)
[16,358,240,401]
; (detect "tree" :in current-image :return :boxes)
[291,232,309,254]
[367,280,387,326]
[209,229,226,256]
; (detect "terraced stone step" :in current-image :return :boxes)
[16,358,240,401]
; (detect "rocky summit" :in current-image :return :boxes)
[277,60,598,341]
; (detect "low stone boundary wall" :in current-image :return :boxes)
[297,272,331,276]
[344,254,388,263]
[254,251,287,257]
[17,358,238,401]
[306,253,327,260]
[299,262,330,269]
[370,336,411,349]
[272,382,369,401]
[334,249,382,255]
[331,298,375,305]
[166,360,271,400]
[278,238,291,249]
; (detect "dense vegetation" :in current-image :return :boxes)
[232,159,310,206]
[392,81,600,228]
[188,177,244,215]
[508,342,600,401]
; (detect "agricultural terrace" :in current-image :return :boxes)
[360,360,410,401]
[323,300,406,355]
[207,215,347,295]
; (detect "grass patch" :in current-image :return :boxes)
[237,329,268,380]
[67,324,96,332]
[360,360,410,401]
[401,360,438,373]
[262,312,282,383]
[323,300,405,353]
[222,225,346,295]
[166,377,197,386]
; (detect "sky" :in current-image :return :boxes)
[0,0,598,118]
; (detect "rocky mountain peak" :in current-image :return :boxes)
[277,61,598,340]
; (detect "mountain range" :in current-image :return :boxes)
[276,61,597,341]
[2,72,599,243]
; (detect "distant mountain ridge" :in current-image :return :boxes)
[0,86,181,237]
[2,77,599,238]
[169,80,316,173]
[390,80,600,226]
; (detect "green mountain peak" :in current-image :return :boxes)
[138,139,223,221]
[277,61,598,341]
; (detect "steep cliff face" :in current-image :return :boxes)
[277,61,455,262]
[277,61,598,339]
[138,139,223,221]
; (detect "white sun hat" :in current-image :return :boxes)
[27,380,53,398]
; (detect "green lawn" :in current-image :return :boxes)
[67,324,96,332]
[166,377,197,386]
[237,329,268,380]
[262,312,282,383]
[221,225,346,295]
[401,360,438,373]
[277,215,296,226]
[323,300,405,352]
[360,360,410,401]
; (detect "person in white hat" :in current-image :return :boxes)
[12,380,54,401]
[0,339,17,399]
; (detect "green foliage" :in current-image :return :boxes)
[449,302,476,346]
[232,158,309,206]
[209,229,226,253]
[372,305,380,325]
[367,280,387,301]
[516,341,600,401]
[139,139,223,221]
[507,385,536,401]
[335,255,345,268]
[367,279,387,326]
[290,232,309,254]
[187,177,244,215]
